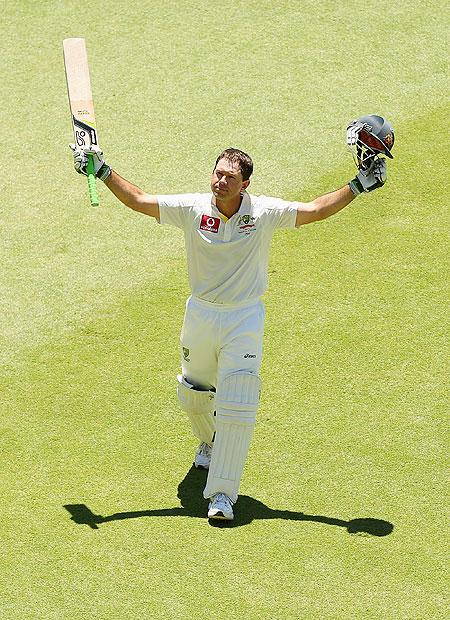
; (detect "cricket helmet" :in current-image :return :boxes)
[347,114,395,169]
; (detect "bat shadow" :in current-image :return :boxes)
[64,465,394,536]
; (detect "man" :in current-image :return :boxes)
[70,114,394,521]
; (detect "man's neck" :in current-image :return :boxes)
[214,193,244,219]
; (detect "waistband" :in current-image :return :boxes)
[189,295,262,311]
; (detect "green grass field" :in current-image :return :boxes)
[1,1,448,618]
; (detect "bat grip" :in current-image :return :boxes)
[86,153,99,206]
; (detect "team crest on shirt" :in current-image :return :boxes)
[237,214,257,234]
[200,214,220,233]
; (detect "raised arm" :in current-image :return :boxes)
[295,184,356,226]
[69,144,160,218]
[295,157,387,227]
[103,170,159,218]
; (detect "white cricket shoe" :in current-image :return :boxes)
[207,493,234,520]
[194,442,212,470]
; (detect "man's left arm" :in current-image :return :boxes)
[295,157,387,227]
[295,185,356,226]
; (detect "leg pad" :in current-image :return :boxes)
[204,372,261,503]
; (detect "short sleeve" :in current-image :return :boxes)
[157,194,199,229]
[255,196,299,230]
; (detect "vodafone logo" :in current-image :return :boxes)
[199,214,220,233]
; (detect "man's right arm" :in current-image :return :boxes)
[103,170,160,219]
[69,144,160,219]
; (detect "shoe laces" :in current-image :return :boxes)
[214,493,231,507]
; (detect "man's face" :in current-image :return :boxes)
[211,158,250,201]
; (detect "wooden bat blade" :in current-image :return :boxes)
[63,37,98,149]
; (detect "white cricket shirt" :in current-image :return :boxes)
[157,191,298,304]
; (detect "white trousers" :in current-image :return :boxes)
[180,296,265,502]
[180,296,265,390]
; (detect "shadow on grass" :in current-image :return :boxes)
[64,465,394,536]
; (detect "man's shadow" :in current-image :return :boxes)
[64,465,393,536]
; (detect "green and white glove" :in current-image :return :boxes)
[349,157,387,195]
[69,144,112,181]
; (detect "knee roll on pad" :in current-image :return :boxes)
[215,372,261,425]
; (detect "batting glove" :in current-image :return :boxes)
[349,158,387,195]
[69,144,112,181]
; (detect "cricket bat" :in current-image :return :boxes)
[63,37,99,206]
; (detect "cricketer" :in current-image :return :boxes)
[70,114,394,520]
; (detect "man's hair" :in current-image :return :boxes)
[214,148,253,181]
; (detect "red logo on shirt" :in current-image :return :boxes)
[200,214,220,233]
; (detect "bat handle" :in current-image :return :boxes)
[86,153,99,206]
